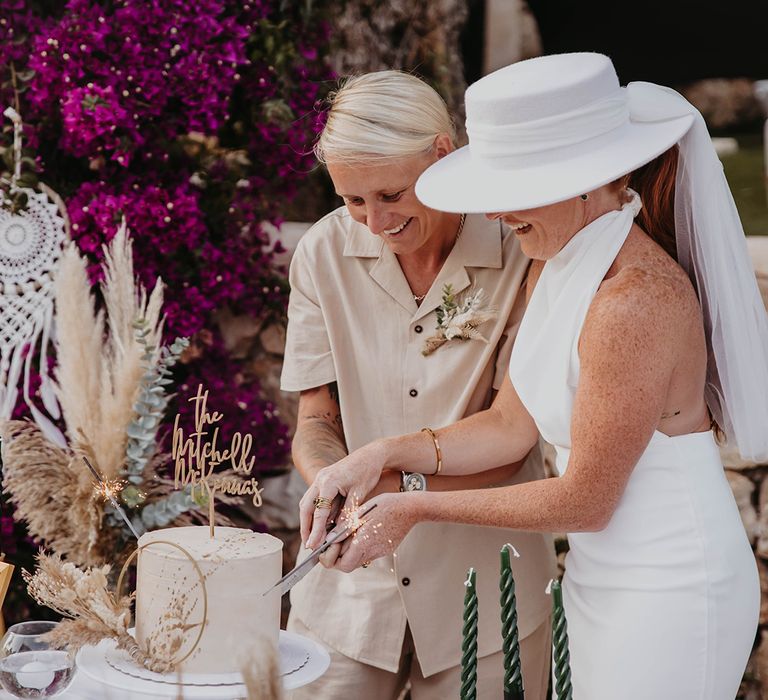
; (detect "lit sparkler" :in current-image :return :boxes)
[94,477,128,501]
[338,497,400,572]
[265,501,380,597]
[82,456,141,540]
[339,496,373,539]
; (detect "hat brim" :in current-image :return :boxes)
[416,115,695,213]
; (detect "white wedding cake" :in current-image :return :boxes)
[135,525,283,674]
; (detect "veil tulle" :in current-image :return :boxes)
[629,82,768,461]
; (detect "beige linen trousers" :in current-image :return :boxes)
[281,208,557,698]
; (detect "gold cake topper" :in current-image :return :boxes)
[172,384,264,537]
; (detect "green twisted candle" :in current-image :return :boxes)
[551,579,573,700]
[460,567,478,700]
[500,544,524,700]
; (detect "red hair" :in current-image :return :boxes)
[626,146,724,437]
[626,146,679,260]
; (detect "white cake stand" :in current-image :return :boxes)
[75,630,330,698]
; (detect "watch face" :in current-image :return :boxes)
[404,472,427,491]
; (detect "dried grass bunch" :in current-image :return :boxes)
[0,421,107,562]
[23,551,182,673]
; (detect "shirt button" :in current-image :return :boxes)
[402,577,411,586]
[414,325,423,333]
[409,389,418,397]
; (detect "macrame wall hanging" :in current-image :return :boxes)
[0,106,67,446]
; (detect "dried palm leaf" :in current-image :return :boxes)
[52,244,105,454]
[0,421,108,564]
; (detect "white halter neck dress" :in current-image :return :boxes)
[509,200,759,699]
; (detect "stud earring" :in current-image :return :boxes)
[580,194,589,201]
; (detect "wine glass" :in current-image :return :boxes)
[0,622,76,698]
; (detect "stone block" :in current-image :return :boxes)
[726,469,758,544]
[758,558,768,626]
[719,444,762,471]
[681,79,763,130]
[259,322,287,357]
[756,472,768,558]
[215,306,263,359]
[484,0,542,74]
[755,630,768,690]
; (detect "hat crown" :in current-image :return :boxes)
[416,53,695,214]
[466,53,620,127]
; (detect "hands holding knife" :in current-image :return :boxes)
[264,499,378,597]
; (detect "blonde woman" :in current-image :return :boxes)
[281,71,556,699]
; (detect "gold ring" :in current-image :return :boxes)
[362,561,371,569]
[313,496,334,510]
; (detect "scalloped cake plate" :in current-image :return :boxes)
[76,630,330,697]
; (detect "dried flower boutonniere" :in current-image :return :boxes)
[422,284,498,356]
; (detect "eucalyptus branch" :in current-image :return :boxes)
[123,319,188,485]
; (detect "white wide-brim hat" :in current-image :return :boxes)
[416,52,696,213]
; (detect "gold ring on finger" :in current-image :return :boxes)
[361,561,371,569]
[313,496,334,510]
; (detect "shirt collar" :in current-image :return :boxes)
[339,213,504,319]
[342,212,384,258]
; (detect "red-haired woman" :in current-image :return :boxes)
[300,54,768,698]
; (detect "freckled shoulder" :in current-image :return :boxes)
[580,227,702,363]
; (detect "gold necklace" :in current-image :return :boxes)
[412,213,466,304]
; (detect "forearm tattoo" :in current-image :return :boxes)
[293,420,348,469]
[293,382,347,472]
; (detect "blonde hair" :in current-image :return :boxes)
[314,70,456,164]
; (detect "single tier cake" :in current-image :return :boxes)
[135,525,283,674]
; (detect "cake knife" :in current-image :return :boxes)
[264,502,378,597]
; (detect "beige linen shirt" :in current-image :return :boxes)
[281,207,557,677]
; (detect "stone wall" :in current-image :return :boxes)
[732,246,768,698]
[327,0,469,125]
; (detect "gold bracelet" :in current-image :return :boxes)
[421,427,443,476]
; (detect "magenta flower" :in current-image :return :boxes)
[60,84,141,165]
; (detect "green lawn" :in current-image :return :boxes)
[720,132,768,236]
